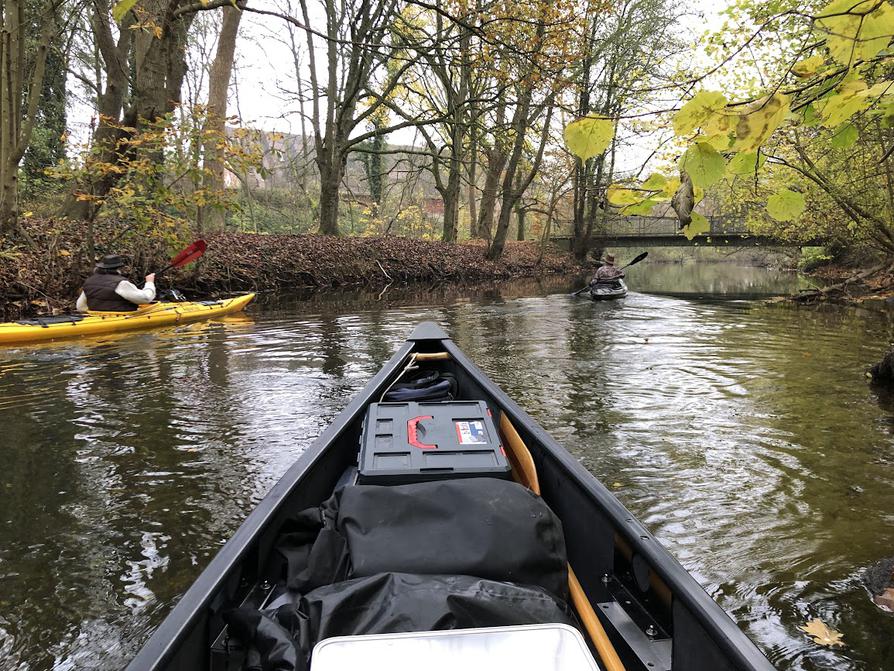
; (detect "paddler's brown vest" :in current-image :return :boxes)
[82,272,138,311]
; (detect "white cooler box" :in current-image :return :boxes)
[311,623,601,671]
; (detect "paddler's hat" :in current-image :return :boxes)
[95,254,126,270]
[602,254,616,265]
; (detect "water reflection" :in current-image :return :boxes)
[629,262,815,298]
[0,268,892,670]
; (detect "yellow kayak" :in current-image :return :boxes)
[0,293,255,345]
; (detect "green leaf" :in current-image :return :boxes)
[674,91,728,136]
[767,189,806,222]
[727,151,766,176]
[803,103,821,127]
[112,0,138,21]
[564,116,614,161]
[830,123,858,149]
[641,173,667,190]
[640,173,679,202]
[682,212,710,240]
[680,142,725,188]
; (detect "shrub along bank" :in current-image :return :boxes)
[0,218,586,321]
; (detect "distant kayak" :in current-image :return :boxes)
[589,279,627,300]
[0,293,255,345]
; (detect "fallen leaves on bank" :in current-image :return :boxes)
[0,218,586,321]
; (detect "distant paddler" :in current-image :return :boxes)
[76,255,156,312]
[592,253,625,283]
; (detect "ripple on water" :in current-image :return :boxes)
[1,280,893,670]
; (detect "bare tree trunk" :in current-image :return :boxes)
[0,0,53,233]
[64,1,195,221]
[318,157,344,235]
[201,3,244,232]
[487,92,553,261]
[467,131,478,237]
[474,98,506,241]
[442,166,462,242]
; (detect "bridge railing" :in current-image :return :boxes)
[552,215,749,239]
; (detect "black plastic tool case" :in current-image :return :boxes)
[357,401,511,485]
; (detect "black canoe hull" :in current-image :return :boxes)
[128,322,773,671]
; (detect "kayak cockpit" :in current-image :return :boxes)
[590,279,628,300]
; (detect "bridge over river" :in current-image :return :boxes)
[551,215,813,248]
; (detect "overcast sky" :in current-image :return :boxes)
[214,0,730,174]
[64,0,730,175]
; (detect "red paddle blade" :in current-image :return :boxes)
[168,240,207,269]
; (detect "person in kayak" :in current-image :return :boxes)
[76,255,156,312]
[593,254,624,282]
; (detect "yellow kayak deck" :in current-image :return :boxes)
[0,293,256,345]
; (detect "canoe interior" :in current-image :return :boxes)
[129,322,772,671]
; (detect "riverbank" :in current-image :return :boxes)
[0,218,586,321]
[796,262,894,305]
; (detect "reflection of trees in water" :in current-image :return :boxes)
[0,362,88,669]
[0,330,267,667]
[318,312,347,377]
[564,301,615,439]
[361,310,392,369]
[632,263,808,297]
[263,273,579,316]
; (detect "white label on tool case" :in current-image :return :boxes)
[455,420,487,444]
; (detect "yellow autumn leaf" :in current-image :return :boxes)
[815,0,894,66]
[640,173,667,190]
[22,211,33,217]
[792,54,825,77]
[817,81,871,127]
[606,184,646,206]
[799,618,844,648]
[564,115,614,161]
[674,91,728,136]
[58,249,71,257]
[682,211,710,240]
[731,94,790,151]
[111,0,138,22]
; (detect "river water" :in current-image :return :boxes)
[0,263,892,670]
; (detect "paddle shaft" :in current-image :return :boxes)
[617,251,649,271]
